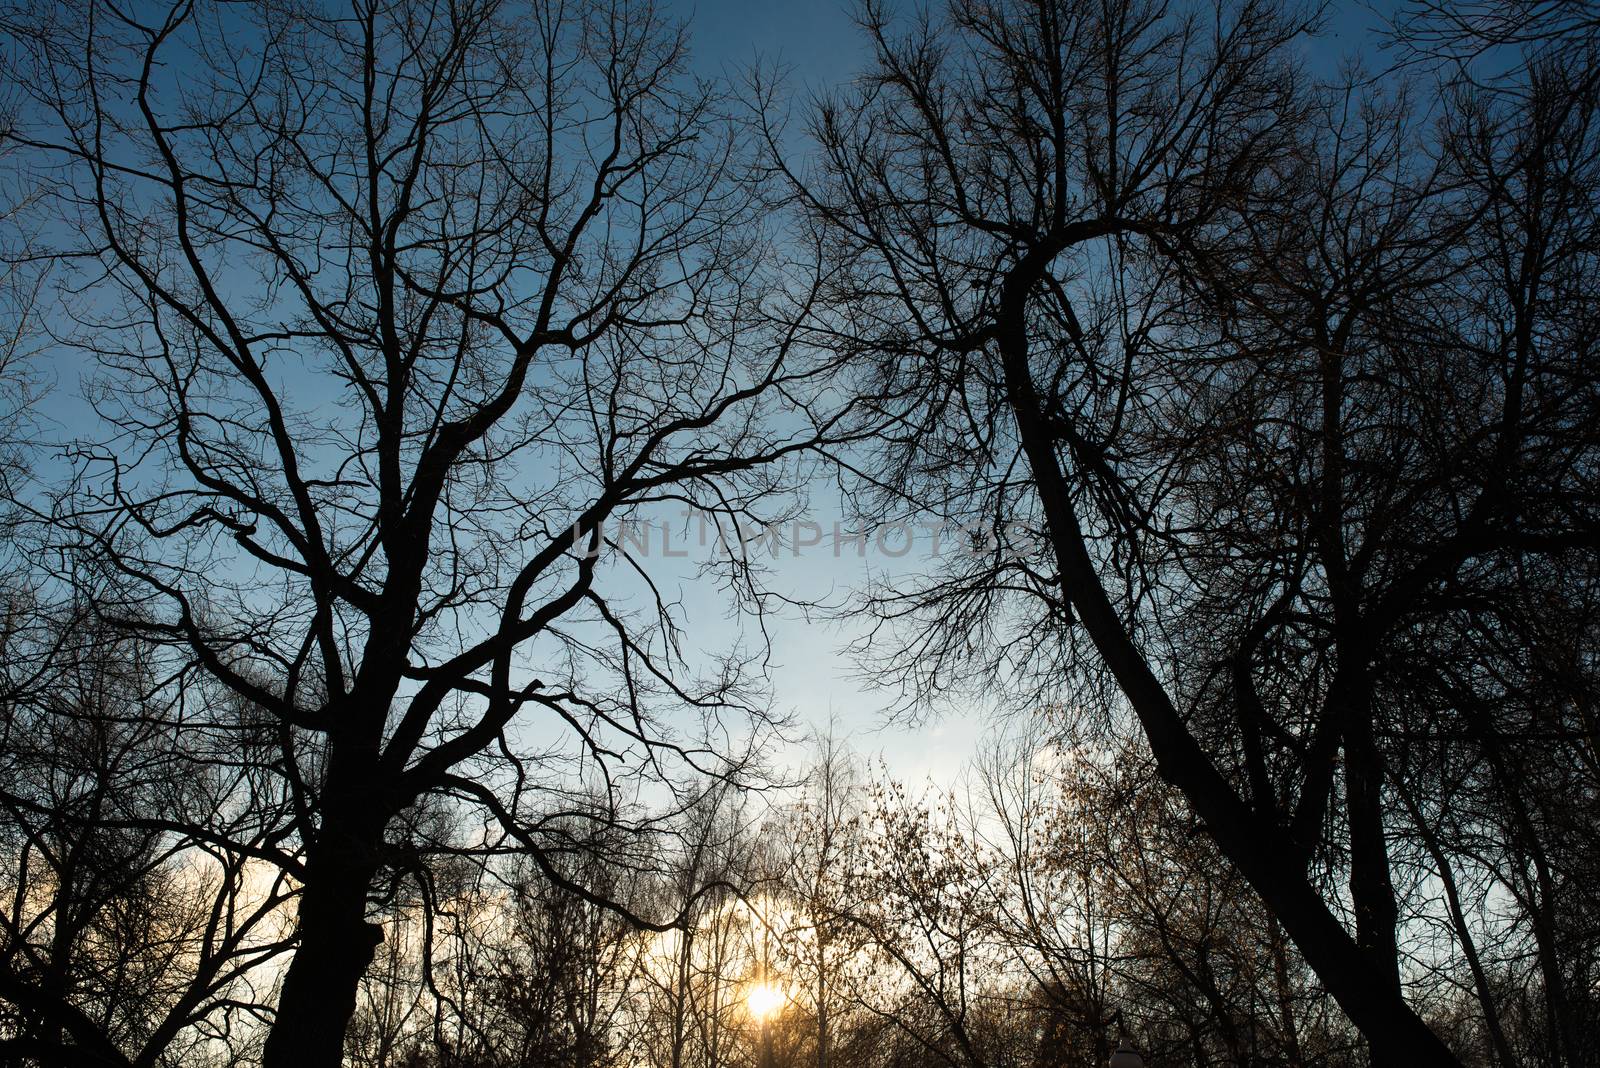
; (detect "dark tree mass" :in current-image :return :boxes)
[0,1,1595,1067]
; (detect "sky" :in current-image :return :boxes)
[676,0,1406,85]
[16,0,1414,798]
[683,0,868,87]
[632,0,1410,789]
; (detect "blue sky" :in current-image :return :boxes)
[640,0,1411,789]
[20,0,1414,796]
[680,0,867,86]
[672,0,1405,86]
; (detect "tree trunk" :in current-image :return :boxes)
[816,956,827,1068]
[994,264,1461,1067]
[1336,664,1405,1049]
[262,779,387,1068]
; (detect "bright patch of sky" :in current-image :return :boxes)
[648,0,1410,789]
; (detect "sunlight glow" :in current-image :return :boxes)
[745,981,784,1021]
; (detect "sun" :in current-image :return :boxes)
[745,981,784,1021]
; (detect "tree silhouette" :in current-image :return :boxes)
[775,0,1599,1062]
[7,0,850,1062]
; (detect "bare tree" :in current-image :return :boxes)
[6,0,850,1062]
[767,730,867,1068]
[0,603,299,1067]
[772,0,1599,1063]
